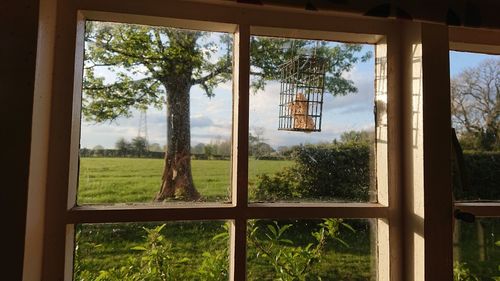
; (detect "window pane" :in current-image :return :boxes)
[247,219,376,280]
[453,218,500,280]
[78,21,233,205]
[248,35,377,203]
[449,51,500,201]
[74,221,229,280]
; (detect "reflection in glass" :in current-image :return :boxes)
[78,21,233,204]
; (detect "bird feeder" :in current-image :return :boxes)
[278,55,327,132]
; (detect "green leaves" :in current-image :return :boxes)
[84,21,370,123]
[453,262,479,281]
[250,36,371,96]
[83,21,232,122]
[248,219,353,281]
[130,246,147,251]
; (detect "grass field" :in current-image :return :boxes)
[75,157,499,280]
[75,157,374,280]
[78,157,293,204]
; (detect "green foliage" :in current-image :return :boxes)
[293,143,372,200]
[197,224,230,281]
[84,22,369,123]
[83,22,231,122]
[251,142,275,159]
[253,142,372,201]
[74,219,367,281]
[453,151,500,200]
[249,37,372,95]
[75,223,229,281]
[131,137,148,157]
[252,168,301,201]
[454,262,479,281]
[254,140,499,202]
[458,131,500,152]
[115,137,131,156]
[248,219,354,281]
[130,224,189,280]
[497,240,500,275]
[454,219,500,280]
[339,130,373,145]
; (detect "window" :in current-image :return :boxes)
[449,50,500,280]
[28,2,500,280]
[67,14,390,279]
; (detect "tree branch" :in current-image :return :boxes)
[192,61,231,85]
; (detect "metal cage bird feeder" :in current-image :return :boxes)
[278,55,327,132]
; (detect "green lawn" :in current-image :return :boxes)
[75,157,374,280]
[75,157,499,280]
[78,157,293,204]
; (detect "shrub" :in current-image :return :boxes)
[252,168,301,201]
[454,151,500,200]
[253,142,372,201]
[453,262,479,281]
[254,144,500,202]
[248,219,354,281]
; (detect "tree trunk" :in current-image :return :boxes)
[155,81,200,201]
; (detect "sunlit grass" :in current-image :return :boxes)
[77,157,293,204]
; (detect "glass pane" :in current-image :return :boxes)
[74,221,229,280]
[450,51,500,201]
[247,219,376,280]
[78,21,233,205]
[453,218,500,280]
[249,35,377,203]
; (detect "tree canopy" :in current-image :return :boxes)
[83,22,371,123]
[451,59,500,151]
[83,22,232,122]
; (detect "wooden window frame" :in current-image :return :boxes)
[24,1,500,281]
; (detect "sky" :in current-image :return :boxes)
[79,33,499,150]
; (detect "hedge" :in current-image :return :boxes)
[253,143,373,202]
[254,144,500,202]
[456,151,500,200]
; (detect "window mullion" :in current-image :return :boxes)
[401,22,453,281]
[420,23,453,281]
[230,23,250,281]
[231,25,250,208]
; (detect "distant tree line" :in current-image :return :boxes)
[80,131,375,160]
[80,137,165,158]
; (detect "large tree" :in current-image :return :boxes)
[83,22,370,201]
[451,59,500,150]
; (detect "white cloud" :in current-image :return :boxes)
[191,115,214,128]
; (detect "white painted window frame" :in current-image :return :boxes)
[24,1,500,281]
